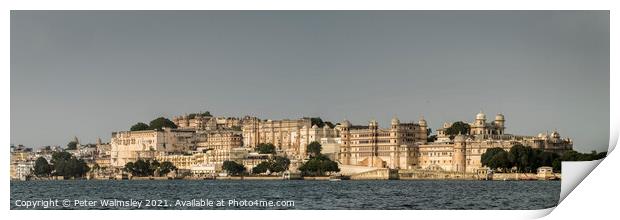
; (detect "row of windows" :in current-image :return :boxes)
[424,160,452,164]
[426,152,452,156]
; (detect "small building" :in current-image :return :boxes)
[110,128,196,167]
[190,163,219,177]
[537,166,554,180]
[476,168,493,180]
[15,160,34,181]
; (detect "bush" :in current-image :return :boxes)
[256,143,276,154]
[222,161,246,176]
[306,141,322,157]
[149,117,177,130]
[252,161,271,174]
[33,157,52,177]
[298,143,340,176]
[445,121,470,138]
[51,152,90,178]
[481,144,606,173]
[130,122,150,131]
[481,147,511,172]
[123,159,174,177]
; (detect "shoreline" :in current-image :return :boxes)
[12,175,560,182]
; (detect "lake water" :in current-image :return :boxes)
[10,180,560,210]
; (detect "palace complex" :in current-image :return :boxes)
[11,111,574,180]
[107,111,575,173]
[417,112,573,173]
[110,128,196,167]
[242,117,344,159]
[337,118,428,169]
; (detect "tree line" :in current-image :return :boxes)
[33,151,90,179]
[221,141,340,176]
[426,121,470,142]
[481,144,606,173]
[252,156,291,174]
[130,117,178,131]
[129,112,212,131]
[123,159,177,177]
[298,142,340,176]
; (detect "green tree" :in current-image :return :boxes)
[508,144,549,173]
[445,121,470,138]
[53,159,66,177]
[33,157,52,177]
[298,154,340,176]
[159,161,176,175]
[306,141,322,157]
[124,162,135,174]
[222,161,246,176]
[482,148,607,174]
[187,111,212,119]
[150,160,161,173]
[488,150,511,172]
[252,161,271,174]
[427,135,437,143]
[201,111,212,117]
[426,128,435,142]
[310,117,325,127]
[50,152,89,179]
[251,156,290,174]
[149,117,178,130]
[552,158,562,173]
[299,154,340,176]
[508,144,530,172]
[130,122,150,131]
[269,156,291,173]
[71,158,90,178]
[324,121,335,128]
[66,141,78,150]
[124,159,174,176]
[51,151,72,166]
[256,143,277,154]
[537,151,557,167]
[551,150,607,173]
[132,159,151,176]
[595,151,607,160]
[481,147,506,169]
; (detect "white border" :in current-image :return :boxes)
[2,1,617,220]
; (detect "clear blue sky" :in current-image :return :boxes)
[11,11,609,152]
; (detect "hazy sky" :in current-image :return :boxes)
[11,11,609,152]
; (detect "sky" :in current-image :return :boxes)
[11,11,609,153]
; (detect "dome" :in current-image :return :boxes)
[341,120,351,127]
[312,124,319,129]
[418,117,427,126]
[391,117,400,125]
[369,119,378,127]
[476,111,486,120]
[443,122,452,128]
[551,130,560,139]
[495,113,505,121]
